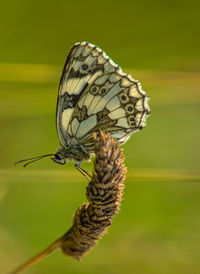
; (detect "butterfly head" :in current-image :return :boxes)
[15,145,89,167]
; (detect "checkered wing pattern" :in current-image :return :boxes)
[56,42,150,152]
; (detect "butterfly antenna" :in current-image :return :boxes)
[15,154,54,168]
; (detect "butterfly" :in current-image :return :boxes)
[16,42,150,175]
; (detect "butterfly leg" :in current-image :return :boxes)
[75,162,94,182]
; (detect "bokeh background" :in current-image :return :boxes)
[0,0,200,273]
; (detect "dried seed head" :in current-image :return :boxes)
[61,131,127,259]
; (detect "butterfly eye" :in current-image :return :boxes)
[90,85,99,94]
[119,92,129,104]
[52,153,66,165]
[100,87,107,95]
[125,103,135,114]
[55,153,62,160]
[128,115,136,128]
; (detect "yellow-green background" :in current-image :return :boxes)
[0,0,200,273]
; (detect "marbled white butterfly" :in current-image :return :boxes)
[16,42,150,173]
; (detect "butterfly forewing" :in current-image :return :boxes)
[56,42,150,152]
[57,42,104,146]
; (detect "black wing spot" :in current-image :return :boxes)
[61,83,88,109]
[82,64,88,70]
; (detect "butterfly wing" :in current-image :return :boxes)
[57,42,150,151]
[56,42,110,146]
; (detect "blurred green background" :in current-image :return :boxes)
[0,0,200,273]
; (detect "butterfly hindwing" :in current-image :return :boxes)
[56,42,150,151]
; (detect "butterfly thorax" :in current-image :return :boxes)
[53,143,92,165]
